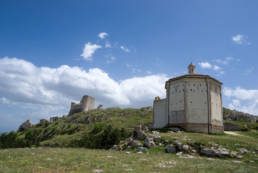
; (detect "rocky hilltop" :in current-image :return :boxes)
[0,103,257,165]
[223,107,258,122]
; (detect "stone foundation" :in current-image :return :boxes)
[168,123,224,133]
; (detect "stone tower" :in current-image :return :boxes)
[68,95,95,115]
[153,63,224,133]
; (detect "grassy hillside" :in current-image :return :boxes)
[0,107,153,148]
[0,107,258,172]
[0,106,258,149]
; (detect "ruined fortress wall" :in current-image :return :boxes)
[153,98,168,128]
[68,95,95,116]
[80,95,95,112]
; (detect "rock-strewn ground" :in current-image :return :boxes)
[0,147,258,173]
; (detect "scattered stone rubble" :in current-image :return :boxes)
[111,124,250,160]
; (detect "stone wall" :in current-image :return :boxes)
[153,98,168,128]
[210,80,223,126]
[168,79,185,124]
[185,78,208,124]
[68,95,95,115]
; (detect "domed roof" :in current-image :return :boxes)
[165,63,222,88]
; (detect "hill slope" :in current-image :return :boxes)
[0,107,258,172]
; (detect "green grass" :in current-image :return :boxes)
[0,147,257,173]
[159,131,258,153]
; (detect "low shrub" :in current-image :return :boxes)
[80,123,129,149]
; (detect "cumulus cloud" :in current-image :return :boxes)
[120,45,130,52]
[98,32,108,39]
[80,42,102,60]
[232,34,250,45]
[213,65,220,71]
[198,62,212,69]
[214,56,235,65]
[0,57,168,114]
[198,61,223,75]
[223,87,258,115]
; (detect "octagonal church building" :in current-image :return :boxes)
[153,63,224,133]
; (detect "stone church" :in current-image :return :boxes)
[153,63,224,133]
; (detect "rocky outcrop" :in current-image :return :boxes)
[68,95,95,116]
[133,125,147,140]
[144,138,156,148]
[18,120,32,131]
[223,108,258,122]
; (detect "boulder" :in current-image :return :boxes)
[182,144,190,152]
[217,148,230,157]
[238,148,249,154]
[230,151,238,158]
[200,147,230,158]
[174,141,183,151]
[144,138,156,148]
[137,147,148,152]
[153,136,162,143]
[166,145,176,153]
[200,147,217,157]
[111,145,120,151]
[128,140,142,148]
[152,131,160,135]
[18,120,32,131]
[133,125,147,140]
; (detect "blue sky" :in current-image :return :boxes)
[0,0,258,132]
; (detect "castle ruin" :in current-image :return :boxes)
[68,95,95,115]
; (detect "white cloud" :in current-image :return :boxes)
[213,65,220,71]
[0,57,168,115]
[120,45,130,53]
[223,87,258,115]
[198,61,224,75]
[215,57,231,65]
[80,42,102,60]
[120,75,167,105]
[98,32,108,39]
[0,97,12,104]
[198,62,212,69]
[232,34,250,45]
